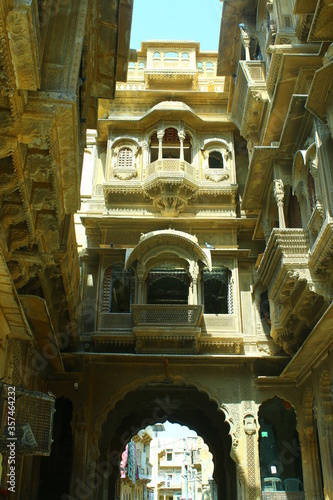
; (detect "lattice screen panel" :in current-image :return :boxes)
[0,384,55,455]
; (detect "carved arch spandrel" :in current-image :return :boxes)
[90,369,238,463]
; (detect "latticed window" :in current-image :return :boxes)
[102,266,134,313]
[147,268,189,304]
[117,147,133,169]
[202,267,233,314]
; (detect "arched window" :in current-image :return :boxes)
[102,266,134,313]
[206,62,214,72]
[259,398,304,492]
[117,147,133,169]
[202,267,232,314]
[153,52,161,60]
[197,62,204,72]
[182,52,189,60]
[128,62,135,70]
[164,51,178,60]
[138,62,144,70]
[208,151,224,169]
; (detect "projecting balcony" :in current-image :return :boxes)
[131,304,203,353]
[257,229,310,295]
[232,61,268,142]
[142,159,198,216]
[144,158,197,182]
[257,228,329,354]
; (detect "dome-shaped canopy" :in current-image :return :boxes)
[125,229,211,271]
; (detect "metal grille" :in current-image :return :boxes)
[102,266,134,313]
[0,384,55,455]
[203,268,232,314]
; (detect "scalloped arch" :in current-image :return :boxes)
[92,375,230,460]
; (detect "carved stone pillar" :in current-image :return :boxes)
[317,415,333,499]
[142,140,148,177]
[189,262,199,305]
[239,26,251,61]
[273,179,286,228]
[178,130,186,162]
[137,271,144,305]
[242,407,261,500]
[157,129,164,161]
[299,427,324,499]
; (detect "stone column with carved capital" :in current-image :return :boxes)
[298,427,324,499]
[157,129,164,161]
[141,140,148,178]
[189,262,199,305]
[317,416,333,499]
[178,130,186,162]
[239,26,251,61]
[273,179,286,229]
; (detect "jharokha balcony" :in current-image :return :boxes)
[131,304,203,354]
[257,228,329,355]
[142,158,198,216]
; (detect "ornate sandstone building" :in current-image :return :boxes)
[0,1,333,499]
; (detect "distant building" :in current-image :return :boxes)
[119,427,153,500]
[0,1,333,499]
[148,435,216,500]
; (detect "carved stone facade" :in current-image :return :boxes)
[0,2,333,500]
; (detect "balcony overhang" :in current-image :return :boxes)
[263,49,321,145]
[144,68,198,89]
[217,0,255,77]
[306,60,333,123]
[20,295,65,373]
[97,101,234,141]
[280,302,333,383]
[242,95,308,212]
[125,229,211,270]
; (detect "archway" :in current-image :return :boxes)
[258,397,304,495]
[118,422,216,500]
[96,384,236,499]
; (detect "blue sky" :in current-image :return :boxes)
[130,0,223,51]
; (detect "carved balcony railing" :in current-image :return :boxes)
[232,61,268,143]
[257,228,330,355]
[132,304,203,354]
[144,159,196,182]
[132,304,203,327]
